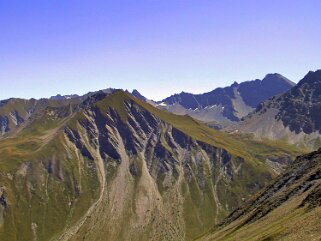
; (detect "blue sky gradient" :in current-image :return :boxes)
[1,0,321,100]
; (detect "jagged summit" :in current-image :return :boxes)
[297,69,321,86]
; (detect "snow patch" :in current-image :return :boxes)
[158,102,167,106]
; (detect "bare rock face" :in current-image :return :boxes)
[0,116,9,135]
[0,187,7,228]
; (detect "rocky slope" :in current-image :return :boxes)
[157,74,294,126]
[198,148,321,241]
[0,90,300,241]
[236,70,321,150]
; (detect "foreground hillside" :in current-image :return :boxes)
[0,91,303,241]
[197,148,321,241]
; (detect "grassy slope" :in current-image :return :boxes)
[0,107,100,241]
[196,148,321,241]
[197,197,321,241]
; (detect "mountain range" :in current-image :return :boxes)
[157,74,294,127]
[0,90,301,241]
[0,70,320,241]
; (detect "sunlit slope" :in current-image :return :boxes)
[0,90,304,241]
[0,104,100,241]
[197,149,321,241]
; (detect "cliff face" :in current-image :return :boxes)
[0,91,298,241]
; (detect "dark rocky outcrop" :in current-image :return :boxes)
[65,128,94,160]
[275,70,321,134]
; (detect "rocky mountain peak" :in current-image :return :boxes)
[131,89,147,101]
[297,69,321,87]
[261,73,295,87]
[231,81,239,88]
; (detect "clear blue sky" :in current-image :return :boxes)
[1,0,321,101]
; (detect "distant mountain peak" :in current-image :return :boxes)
[131,89,140,95]
[262,73,295,86]
[264,73,283,78]
[297,69,321,86]
[231,81,239,87]
[131,89,147,101]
